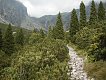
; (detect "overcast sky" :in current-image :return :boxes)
[17,0,105,18]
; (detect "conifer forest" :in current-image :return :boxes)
[0,0,106,80]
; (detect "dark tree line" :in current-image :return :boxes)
[0,24,24,55]
[70,0,105,36]
[69,0,106,61]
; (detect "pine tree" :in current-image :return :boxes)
[39,28,45,38]
[52,27,57,39]
[15,28,24,46]
[3,24,14,55]
[47,26,52,38]
[98,1,105,21]
[33,28,38,33]
[70,9,79,37]
[55,12,64,39]
[89,0,97,24]
[80,1,86,28]
[0,28,3,50]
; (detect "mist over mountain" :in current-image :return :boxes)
[0,0,106,30]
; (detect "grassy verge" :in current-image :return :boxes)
[84,61,106,80]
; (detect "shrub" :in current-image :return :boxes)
[84,61,106,80]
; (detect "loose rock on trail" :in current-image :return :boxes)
[67,45,89,80]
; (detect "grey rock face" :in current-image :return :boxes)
[0,0,105,30]
[0,0,41,30]
[0,0,28,26]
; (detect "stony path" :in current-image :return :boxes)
[67,45,88,80]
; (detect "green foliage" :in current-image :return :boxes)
[52,27,57,39]
[0,23,31,45]
[0,28,3,50]
[0,23,15,34]
[84,61,106,80]
[47,26,53,38]
[98,1,105,21]
[89,0,97,24]
[0,10,69,80]
[0,23,30,35]
[80,1,86,28]
[70,9,79,38]
[33,28,39,33]
[3,37,69,80]
[0,50,11,71]
[0,67,14,80]
[100,48,106,60]
[88,44,101,61]
[29,32,44,44]
[41,38,69,62]
[0,23,31,79]
[99,32,106,49]
[54,12,64,39]
[15,29,24,46]
[74,27,100,49]
[3,24,14,55]
[39,28,45,38]
[64,31,70,44]
[1,1,106,79]
[72,18,106,61]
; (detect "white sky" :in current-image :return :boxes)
[17,0,105,18]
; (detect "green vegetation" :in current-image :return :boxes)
[69,9,79,40]
[72,1,106,62]
[3,24,15,55]
[47,26,52,38]
[98,1,105,21]
[0,37,69,80]
[0,0,106,80]
[0,28,3,50]
[89,0,97,24]
[53,12,64,39]
[80,1,86,28]
[68,1,106,79]
[15,28,24,46]
[84,61,106,80]
[0,13,69,80]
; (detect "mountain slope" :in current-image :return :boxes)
[0,0,41,30]
[0,0,27,26]
[36,2,106,30]
[0,0,105,30]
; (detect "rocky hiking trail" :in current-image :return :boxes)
[67,45,92,80]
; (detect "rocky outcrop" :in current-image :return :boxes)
[0,0,105,30]
[0,0,28,26]
[0,0,42,30]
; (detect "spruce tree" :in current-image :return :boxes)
[33,28,38,33]
[98,1,105,21]
[15,29,24,46]
[52,27,57,39]
[80,1,86,28]
[3,24,14,55]
[47,26,52,38]
[89,0,97,24]
[0,28,3,50]
[39,29,45,38]
[70,9,79,37]
[55,12,64,39]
